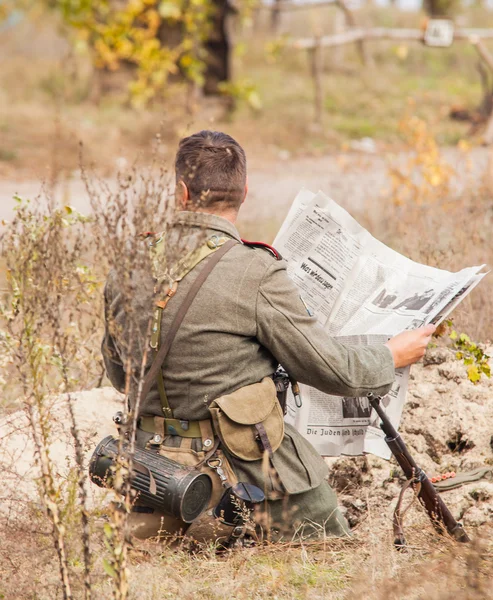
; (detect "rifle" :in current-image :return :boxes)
[367,393,470,548]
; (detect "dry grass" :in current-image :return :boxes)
[1,503,492,600]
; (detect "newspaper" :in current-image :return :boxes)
[275,189,487,459]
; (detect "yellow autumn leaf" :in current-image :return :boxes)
[395,45,409,60]
[429,173,442,187]
[467,364,481,384]
[159,1,181,19]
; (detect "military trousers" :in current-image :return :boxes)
[128,480,350,543]
[262,480,350,541]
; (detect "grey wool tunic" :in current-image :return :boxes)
[102,211,395,534]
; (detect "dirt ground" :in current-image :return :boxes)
[328,345,493,534]
[1,146,490,243]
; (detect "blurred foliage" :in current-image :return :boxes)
[58,0,215,105]
[423,0,461,16]
[450,329,491,383]
[0,0,259,106]
[264,35,289,64]
[218,78,262,111]
[389,112,455,206]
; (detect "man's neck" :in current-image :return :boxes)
[186,207,239,225]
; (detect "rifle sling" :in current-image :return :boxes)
[140,239,236,404]
[393,478,420,548]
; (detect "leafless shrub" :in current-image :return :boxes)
[0,150,195,599]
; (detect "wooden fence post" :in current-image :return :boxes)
[271,0,284,32]
[472,36,493,144]
[309,35,324,125]
[334,0,374,68]
[333,9,346,67]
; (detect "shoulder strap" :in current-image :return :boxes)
[241,239,282,260]
[140,238,237,404]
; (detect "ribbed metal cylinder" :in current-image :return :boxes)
[89,436,212,523]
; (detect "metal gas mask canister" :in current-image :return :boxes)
[89,435,212,523]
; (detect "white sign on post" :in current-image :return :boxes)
[424,19,455,48]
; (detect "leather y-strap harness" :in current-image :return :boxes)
[139,238,237,414]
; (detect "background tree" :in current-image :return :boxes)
[0,0,241,105]
[423,0,460,17]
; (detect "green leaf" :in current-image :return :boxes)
[64,205,74,215]
[481,364,491,378]
[450,330,458,341]
[103,558,117,579]
[456,352,463,360]
[460,333,471,343]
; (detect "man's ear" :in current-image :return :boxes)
[242,178,248,205]
[175,180,190,209]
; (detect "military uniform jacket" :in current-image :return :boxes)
[103,211,395,496]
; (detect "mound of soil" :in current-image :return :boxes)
[329,345,493,531]
[0,387,122,520]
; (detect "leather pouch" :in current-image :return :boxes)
[209,377,284,461]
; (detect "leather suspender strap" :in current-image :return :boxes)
[140,238,237,404]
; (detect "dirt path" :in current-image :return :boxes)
[0,147,489,235]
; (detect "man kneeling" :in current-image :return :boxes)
[100,131,435,544]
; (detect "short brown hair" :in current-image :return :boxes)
[175,131,247,210]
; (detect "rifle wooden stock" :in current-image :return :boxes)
[367,393,470,545]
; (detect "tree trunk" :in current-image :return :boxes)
[203,0,234,96]
[423,0,459,17]
[271,0,284,32]
[158,0,234,97]
[92,1,234,101]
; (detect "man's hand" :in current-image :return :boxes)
[385,325,436,369]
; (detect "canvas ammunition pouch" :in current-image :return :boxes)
[209,377,285,461]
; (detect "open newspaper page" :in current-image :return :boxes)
[274,191,372,326]
[276,190,487,459]
[284,335,409,460]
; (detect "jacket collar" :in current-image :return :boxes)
[173,211,242,243]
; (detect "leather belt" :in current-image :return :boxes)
[139,415,207,438]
